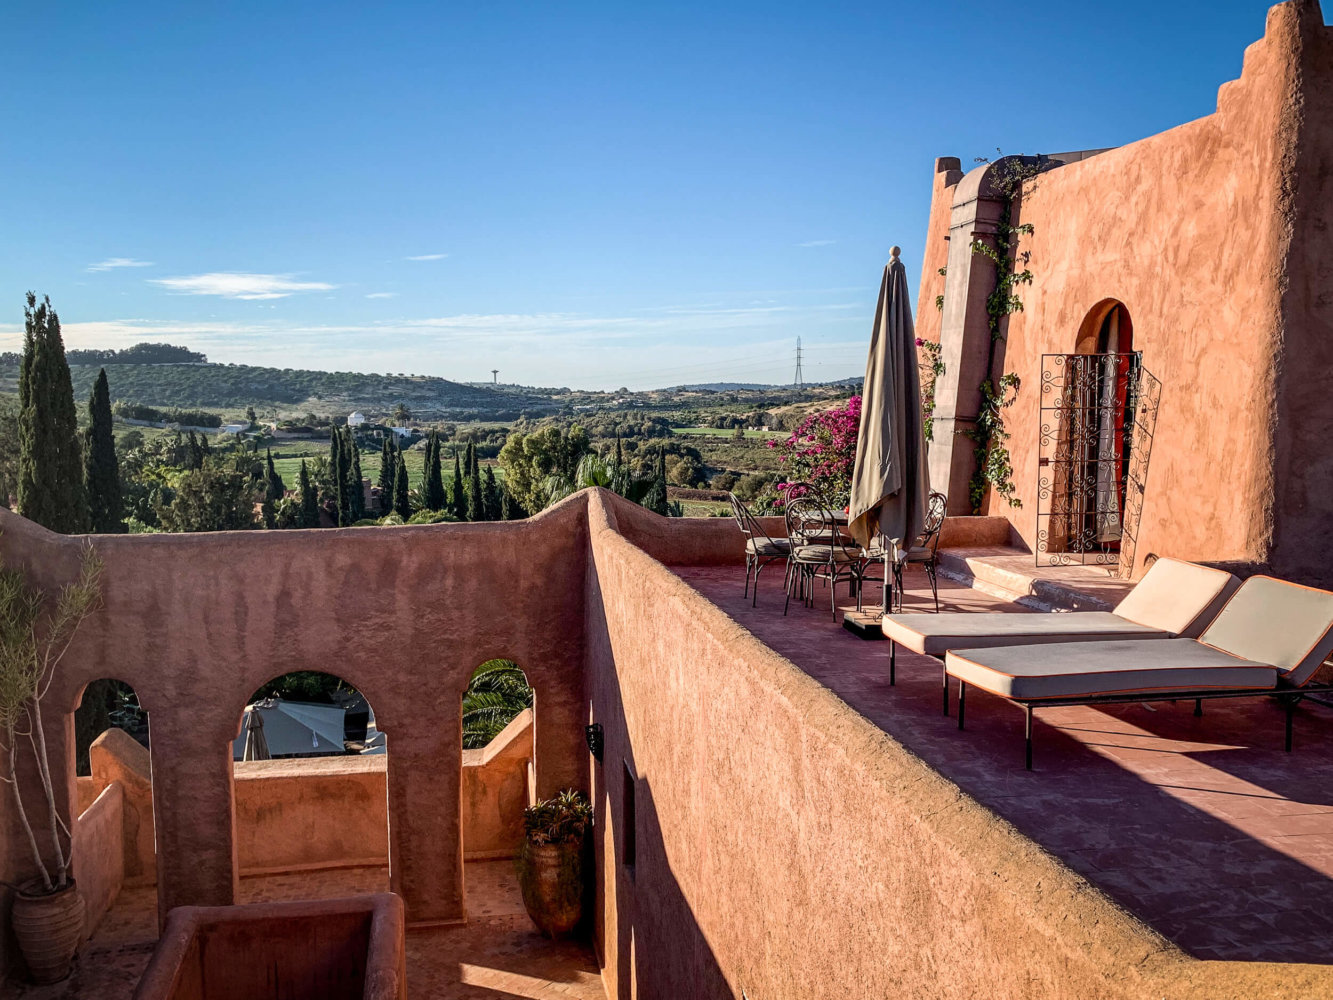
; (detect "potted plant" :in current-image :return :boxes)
[0,545,102,983]
[515,789,592,939]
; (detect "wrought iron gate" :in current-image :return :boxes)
[1035,353,1161,577]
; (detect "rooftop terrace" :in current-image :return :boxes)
[2,489,1330,999]
[678,563,1333,965]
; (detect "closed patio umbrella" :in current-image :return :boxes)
[241,704,270,761]
[847,246,930,561]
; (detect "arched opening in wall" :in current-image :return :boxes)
[1075,298,1134,355]
[70,679,157,947]
[460,659,536,922]
[1045,300,1139,557]
[230,671,390,902]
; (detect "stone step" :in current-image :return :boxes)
[934,546,1133,613]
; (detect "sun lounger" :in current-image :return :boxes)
[944,576,1333,768]
[879,557,1240,713]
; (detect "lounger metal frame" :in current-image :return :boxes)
[890,637,1333,770]
[954,677,1333,771]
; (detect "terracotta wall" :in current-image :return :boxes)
[1272,2,1333,583]
[73,708,535,898]
[0,497,589,940]
[584,489,1333,999]
[914,156,964,348]
[134,895,405,1000]
[89,728,155,886]
[72,783,124,939]
[940,1,1332,579]
[230,708,534,874]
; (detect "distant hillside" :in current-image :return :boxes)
[673,377,863,392]
[0,360,553,418]
[673,382,778,391]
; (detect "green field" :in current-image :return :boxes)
[674,426,783,440]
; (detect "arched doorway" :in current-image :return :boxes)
[460,659,536,923]
[1075,298,1134,355]
[230,671,390,902]
[70,679,157,944]
[1040,300,1142,562]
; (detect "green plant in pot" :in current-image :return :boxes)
[516,789,592,939]
[0,544,102,983]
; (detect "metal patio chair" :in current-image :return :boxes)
[889,491,948,613]
[727,492,791,606]
[784,496,864,621]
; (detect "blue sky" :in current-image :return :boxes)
[0,1,1290,390]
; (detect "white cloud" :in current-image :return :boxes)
[404,253,447,261]
[88,257,154,272]
[365,292,397,299]
[149,272,337,300]
[796,240,836,248]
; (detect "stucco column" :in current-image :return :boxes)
[386,708,463,924]
[929,162,1010,515]
[149,711,237,924]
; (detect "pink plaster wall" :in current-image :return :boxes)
[583,490,1332,999]
[965,1,1331,579]
[134,894,405,1000]
[72,782,124,939]
[90,728,156,886]
[915,156,964,347]
[6,487,1327,996]
[0,497,589,937]
[72,708,536,896]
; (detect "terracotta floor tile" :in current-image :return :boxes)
[677,563,1333,965]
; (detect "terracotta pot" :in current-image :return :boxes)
[12,878,85,984]
[517,840,585,939]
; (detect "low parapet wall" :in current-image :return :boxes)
[77,709,536,899]
[72,783,124,939]
[585,489,1333,999]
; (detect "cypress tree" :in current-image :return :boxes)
[298,459,320,527]
[393,453,410,518]
[501,485,525,520]
[481,466,500,521]
[466,450,483,521]
[84,368,123,533]
[644,448,669,516]
[377,436,396,512]
[348,432,365,520]
[17,293,88,532]
[185,431,200,470]
[450,451,466,519]
[423,432,446,511]
[612,434,628,496]
[264,448,285,501]
[331,428,347,525]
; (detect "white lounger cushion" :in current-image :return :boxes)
[1198,576,1333,686]
[946,638,1276,701]
[881,557,1238,657]
[1112,558,1240,637]
[881,612,1167,656]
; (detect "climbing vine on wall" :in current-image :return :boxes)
[916,338,945,442]
[962,153,1047,513]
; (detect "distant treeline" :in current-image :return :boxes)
[0,354,540,414]
[111,401,223,428]
[0,342,207,367]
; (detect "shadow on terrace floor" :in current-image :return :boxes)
[15,861,604,1000]
[677,563,1333,964]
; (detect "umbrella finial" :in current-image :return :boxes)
[889,245,901,263]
